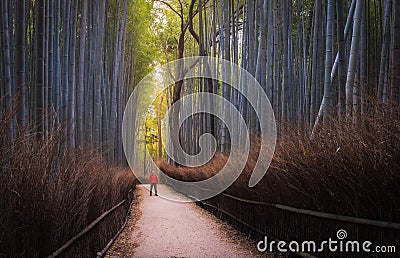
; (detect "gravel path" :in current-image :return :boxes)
[106,184,273,258]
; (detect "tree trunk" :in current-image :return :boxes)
[96,0,106,149]
[378,0,392,102]
[110,0,122,163]
[273,0,280,122]
[391,0,400,106]
[158,96,164,160]
[77,0,88,146]
[256,0,267,91]
[47,0,55,132]
[36,0,46,137]
[331,0,356,83]
[310,0,321,128]
[322,0,334,125]
[54,0,61,127]
[1,0,15,141]
[68,0,78,148]
[15,0,27,127]
[62,0,71,147]
[360,0,367,118]
[336,0,348,115]
[345,0,363,117]
[266,0,274,102]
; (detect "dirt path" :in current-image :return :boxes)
[106,184,270,257]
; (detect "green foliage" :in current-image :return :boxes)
[126,0,160,86]
[151,1,183,63]
[145,91,168,160]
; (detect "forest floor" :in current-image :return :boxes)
[106,184,273,257]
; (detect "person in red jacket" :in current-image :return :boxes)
[149,171,158,196]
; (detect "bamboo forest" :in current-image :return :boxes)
[1,0,399,257]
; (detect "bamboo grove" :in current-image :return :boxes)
[1,0,400,165]
[0,0,156,165]
[153,0,400,157]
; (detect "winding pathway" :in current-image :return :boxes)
[106,184,270,257]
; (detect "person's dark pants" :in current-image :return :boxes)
[150,183,157,196]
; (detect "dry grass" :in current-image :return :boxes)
[158,106,400,223]
[0,111,137,257]
[158,106,400,252]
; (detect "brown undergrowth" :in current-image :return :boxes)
[159,108,400,223]
[0,111,137,257]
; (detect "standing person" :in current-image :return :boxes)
[149,171,158,196]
